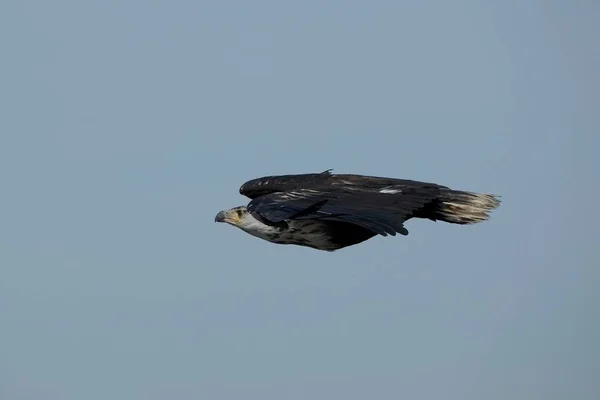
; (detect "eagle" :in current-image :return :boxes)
[215,170,501,251]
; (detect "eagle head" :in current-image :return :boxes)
[214,206,253,228]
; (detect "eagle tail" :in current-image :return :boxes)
[432,189,501,224]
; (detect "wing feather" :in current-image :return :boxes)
[246,187,439,236]
[239,170,333,199]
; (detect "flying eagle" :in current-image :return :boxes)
[215,170,501,251]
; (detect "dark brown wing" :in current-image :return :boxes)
[239,170,449,200]
[239,169,333,199]
[246,185,443,236]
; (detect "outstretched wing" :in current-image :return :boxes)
[239,170,333,199]
[246,186,442,236]
[239,170,448,199]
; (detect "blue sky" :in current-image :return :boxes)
[1,1,598,399]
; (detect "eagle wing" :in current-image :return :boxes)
[246,186,441,236]
[239,170,333,199]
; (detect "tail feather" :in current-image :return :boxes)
[434,190,501,224]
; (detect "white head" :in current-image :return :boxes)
[214,205,282,237]
[215,206,254,228]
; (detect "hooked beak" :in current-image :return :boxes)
[214,210,227,223]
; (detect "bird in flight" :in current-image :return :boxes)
[215,170,501,251]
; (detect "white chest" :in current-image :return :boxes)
[239,216,336,250]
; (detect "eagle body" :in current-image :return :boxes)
[215,170,500,251]
[216,213,373,251]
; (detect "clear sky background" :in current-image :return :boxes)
[1,1,598,399]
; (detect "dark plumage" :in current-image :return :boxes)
[215,170,501,251]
